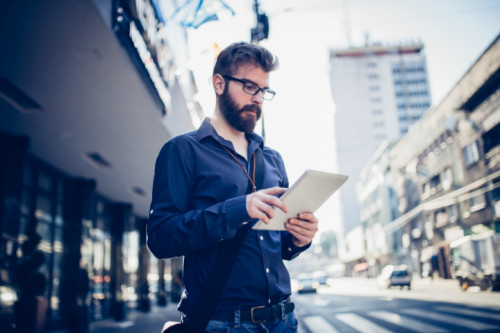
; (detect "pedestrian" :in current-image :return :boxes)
[148,41,319,332]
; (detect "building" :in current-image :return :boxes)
[329,42,432,265]
[357,33,500,279]
[0,0,204,331]
[356,141,401,277]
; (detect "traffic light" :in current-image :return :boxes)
[251,12,269,43]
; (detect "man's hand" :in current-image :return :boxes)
[246,187,288,224]
[285,212,318,248]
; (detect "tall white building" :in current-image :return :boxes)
[329,42,432,262]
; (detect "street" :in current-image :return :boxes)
[84,277,500,333]
[294,277,500,333]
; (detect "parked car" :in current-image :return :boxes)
[377,265,412,289]
[312,270,329,285]
[296,275,319,294]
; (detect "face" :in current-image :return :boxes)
[218,65,269,133]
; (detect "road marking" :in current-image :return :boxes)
[336,313,394,333]
[434,306,500,321]
[369,311,448,332]
[302,316,340,333]
[402,308,500,330]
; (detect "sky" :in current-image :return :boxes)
[185,0,500,234]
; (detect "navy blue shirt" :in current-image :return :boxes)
[147,118,310,315]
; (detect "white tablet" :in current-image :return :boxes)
[252,170,348,231]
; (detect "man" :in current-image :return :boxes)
[148,42,318,332]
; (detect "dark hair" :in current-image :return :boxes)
[213,42,279,77]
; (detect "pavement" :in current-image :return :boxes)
[88,303,181,333]
[62,277,462,333]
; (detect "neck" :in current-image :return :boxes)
[211,109,249,159]
[211,109,246,142]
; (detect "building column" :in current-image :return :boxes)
[108,203,131,321]
[0,132,29,267]
[61,177,95,332]
[0,133,29,332]
[137,218,150,312]
[157,259,167,306]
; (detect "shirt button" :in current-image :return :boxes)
[266,268,270,274]
[288,247,292,251]
[268,299,271,304]
[260,236,264,241]
[242,222,248,225]
[150,209,154,214]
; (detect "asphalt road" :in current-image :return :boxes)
[83,277,500,333]
[294,277,500,333]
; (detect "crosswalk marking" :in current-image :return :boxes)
[434,306,500,321]
[302,316,340,333]
[402,308,500,330]
[336,313,393,333]
[369,311,448,333]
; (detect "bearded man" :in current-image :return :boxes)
[148,42,318,332]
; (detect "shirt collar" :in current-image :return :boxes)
[196,118,264,152]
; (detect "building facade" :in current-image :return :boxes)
[0,0,203,331]
[357,34,500,280]
[329,42,432,265]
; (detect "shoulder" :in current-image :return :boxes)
[159,130,198,155]
[263,145,284,163]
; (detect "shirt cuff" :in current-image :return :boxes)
[225,195,251,230]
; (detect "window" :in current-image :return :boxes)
[463,141,480,167]
[482,123,500,154]
[470,194,486,212]
[442,167,453,190]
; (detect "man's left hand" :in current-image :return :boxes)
[285,212,318,248]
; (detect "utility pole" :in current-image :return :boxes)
[250,0,269,140]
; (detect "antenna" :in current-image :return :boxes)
[342,0,352,47]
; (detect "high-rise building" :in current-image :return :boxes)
[329,42,432,261]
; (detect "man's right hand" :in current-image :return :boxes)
[246,187,288,224]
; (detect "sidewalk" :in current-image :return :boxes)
[88,304,181,333]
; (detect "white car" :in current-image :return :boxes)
[377,265,412,289]
[296,276,319,294]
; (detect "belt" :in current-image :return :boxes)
[211,300,294,324]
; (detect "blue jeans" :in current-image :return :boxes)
[204,311,298,332]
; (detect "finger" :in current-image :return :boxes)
[261,187,287,196]
[297,212,318,224]
[261,194,288,213]
[285,226,310,246]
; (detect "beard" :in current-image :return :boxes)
[219,87,262,134]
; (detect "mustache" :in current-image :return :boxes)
[240,104,261,114]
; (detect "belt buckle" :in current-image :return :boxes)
[250,305,266,324]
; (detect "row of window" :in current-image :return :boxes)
[392,65,426,74]
[394,78,427,85]
[397,102,430,110]
[395,90,429,98]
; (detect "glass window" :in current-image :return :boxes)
[463,142,480,167]
[38,170,52,192]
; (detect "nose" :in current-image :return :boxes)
[251,90,264,104]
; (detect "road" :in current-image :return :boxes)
[294,277,500,333]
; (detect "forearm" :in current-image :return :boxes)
[147,196,250,258]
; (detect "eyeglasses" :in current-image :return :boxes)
[222,76,276,101]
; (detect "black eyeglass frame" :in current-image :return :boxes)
[222,75,276,101]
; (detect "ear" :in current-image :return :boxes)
[213,74,225,96]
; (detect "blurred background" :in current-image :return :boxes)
[0,0,499,332]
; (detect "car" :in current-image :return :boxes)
[296,276,319,294]
[312,270,329,285]
[377,265,412,289]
